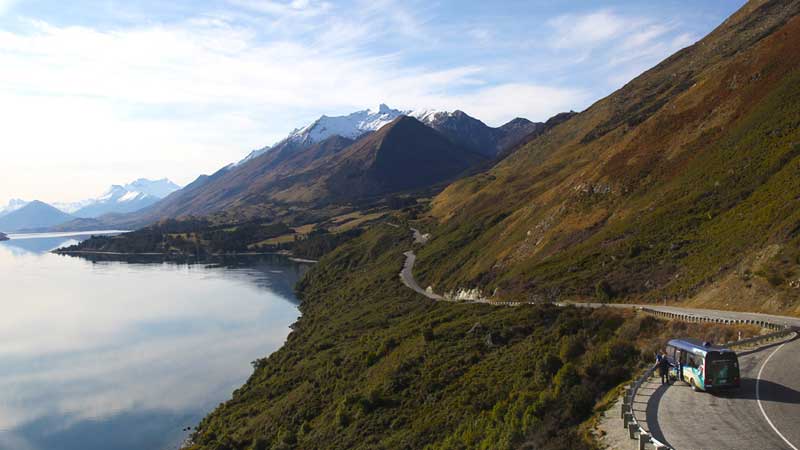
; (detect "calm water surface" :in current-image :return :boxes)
[0,232,308,450]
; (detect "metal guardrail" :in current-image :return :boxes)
[622,365,671,449]
[621,308,797,449]
[639,307,790,331]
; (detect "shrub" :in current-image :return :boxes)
[595,280,614,301]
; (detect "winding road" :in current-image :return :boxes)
[398,229,800,449]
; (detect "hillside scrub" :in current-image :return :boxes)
[415,4,800,315]
[184,225,757,450]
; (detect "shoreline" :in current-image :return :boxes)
[53,249,318,262]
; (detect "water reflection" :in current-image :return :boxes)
[0,233,309,450]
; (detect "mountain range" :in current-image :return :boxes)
[0,178,180,232]
[71,178,181,218]
[57,107,569,231]
[183,2,800,448]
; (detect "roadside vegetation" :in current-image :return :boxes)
[185,224,759,450]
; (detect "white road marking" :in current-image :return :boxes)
[756,342,798,450]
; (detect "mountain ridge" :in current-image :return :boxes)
[416,0,800,315]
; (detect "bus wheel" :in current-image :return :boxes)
[691,379,698,392]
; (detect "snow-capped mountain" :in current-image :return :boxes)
[0,198,30,217]
[233,104,556,166]
[72,178,181,218]
[124,178,183,198]
[292,104,406,145]
[238,104,438,166]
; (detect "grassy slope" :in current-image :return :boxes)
[185,225,633,450]
[184,3,800,449]
[416,2,800,315]
[186,224,756,450]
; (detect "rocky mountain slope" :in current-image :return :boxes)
[415,0,800,315]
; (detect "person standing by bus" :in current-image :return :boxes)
[658,351,670,384]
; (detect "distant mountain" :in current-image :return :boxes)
[0,232,7,241]
[72,178,181,218]
[105,116,484,224]
[62,107,566,229]
[0,199,29,217]
[0,201,74,232]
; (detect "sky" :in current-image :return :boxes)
[0,0,746,206]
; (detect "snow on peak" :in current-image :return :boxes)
[119,190,144,202]
[233,105,452,167]
[410,108,447,123]
[123,178,181,198]
[288,104,407,145]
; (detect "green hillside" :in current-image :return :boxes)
[417,0,800,315]
[184,1,800,449]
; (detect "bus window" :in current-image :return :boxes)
[707,353,739,382]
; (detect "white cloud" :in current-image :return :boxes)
[545,10,700,90]
[0,15,583,203]
[548,10,628,49]
[0,2,713,205]
[226,0,330,17]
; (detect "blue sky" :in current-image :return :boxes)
[0,0,745,204]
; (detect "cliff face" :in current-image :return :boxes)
[419,0,800,314]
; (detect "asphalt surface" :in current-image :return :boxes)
[399,251,442,300]
[399,230,800,449]
[646,336,800,450]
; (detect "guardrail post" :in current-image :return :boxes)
[639,432,650,450]
[628,423,637,439]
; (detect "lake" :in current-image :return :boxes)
[0,232,309,450]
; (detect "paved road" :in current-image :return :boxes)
[644,336,800,450]
[399,228,800,449]
[399,251,442,300]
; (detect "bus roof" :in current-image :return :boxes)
[667,338,737,357]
